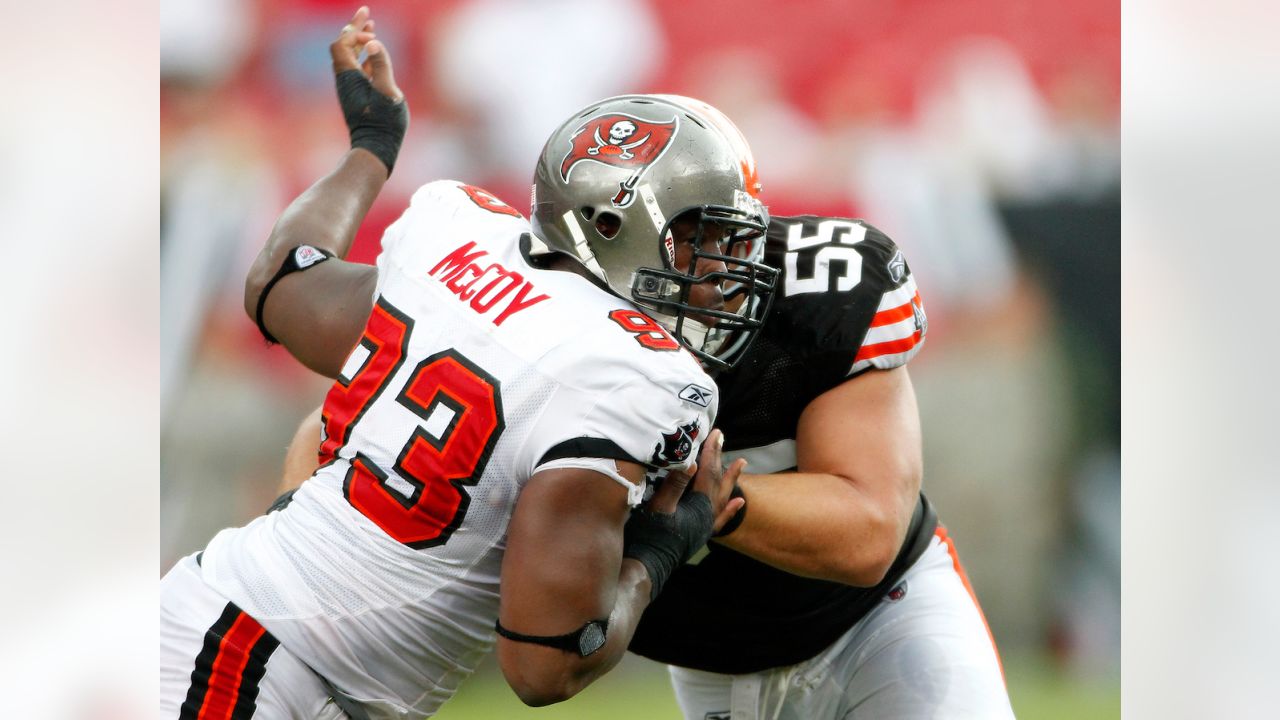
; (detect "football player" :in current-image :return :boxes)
[626,209,1017,717]
[159,8,774,719]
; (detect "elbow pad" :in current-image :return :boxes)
[622,492,714,602]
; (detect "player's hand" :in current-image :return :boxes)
[328,6,408,175]
[329,6,402,102]
[650,429,746,533]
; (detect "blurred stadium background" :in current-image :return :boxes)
[161,0,1118,716]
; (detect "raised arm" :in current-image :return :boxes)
[716,366,923,587]
[496,432,744,706]
[242,6,408,378]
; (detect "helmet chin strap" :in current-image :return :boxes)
[651,310,729,362]
[710,295,756,365]
[559,209,610,283]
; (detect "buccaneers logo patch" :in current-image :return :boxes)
[559,113,679,208]
[651,419,701,466]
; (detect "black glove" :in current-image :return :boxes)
[623,491,714,601]
[335,68,409,175]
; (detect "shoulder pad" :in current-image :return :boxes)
[379,181,526,267]
[764,215,926,374]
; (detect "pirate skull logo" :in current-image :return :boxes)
[588,119,648,160]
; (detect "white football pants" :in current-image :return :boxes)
[160,554,350,719]
[668,530,1014,720]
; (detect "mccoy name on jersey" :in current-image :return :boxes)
[630,215,936,674]
[197,181,717,718]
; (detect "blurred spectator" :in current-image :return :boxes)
[432,0,664,196]
[160,0,253,86]
[161,86,278,422]
[678,49,832,216]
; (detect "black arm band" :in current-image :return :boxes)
[254,245,335,344]
[712,484,748,537]
[494,619,609,657]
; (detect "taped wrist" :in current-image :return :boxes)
[712,484,748,537]
[335,69,409,175]
[623,492,714,602]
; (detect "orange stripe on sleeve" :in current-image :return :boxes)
[869,292,920,328]
[853,328,922,363]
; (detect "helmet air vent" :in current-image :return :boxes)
[594,212,622,239]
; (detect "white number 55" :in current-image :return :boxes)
[783,220,867,296]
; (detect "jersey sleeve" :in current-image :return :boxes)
[520,366,718,478]
[765,215,928,379]
[846,238,926,376]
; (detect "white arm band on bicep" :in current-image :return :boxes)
[532,456,645,508]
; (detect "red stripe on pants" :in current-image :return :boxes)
[197,613,268,720]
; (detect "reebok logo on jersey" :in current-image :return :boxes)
[678,384,714,408]
[651,419,700,466]
[887,249,907,284]
[429,241,551,326]
[705,713,731,720]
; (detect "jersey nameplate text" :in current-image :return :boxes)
[429,241,551,326]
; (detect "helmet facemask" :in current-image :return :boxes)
[630,205,777,371]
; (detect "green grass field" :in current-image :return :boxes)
[435,651,1119,719]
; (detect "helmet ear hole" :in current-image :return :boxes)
[594,212,622,239]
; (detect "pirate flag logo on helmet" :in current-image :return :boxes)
[559,113,679,208]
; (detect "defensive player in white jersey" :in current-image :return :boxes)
[159,8,778,719]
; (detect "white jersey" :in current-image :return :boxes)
[199,181,718,718]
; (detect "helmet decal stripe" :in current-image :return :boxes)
[636,183,666,236]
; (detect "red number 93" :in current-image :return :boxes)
[320,299,505,549]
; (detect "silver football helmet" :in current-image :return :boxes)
[530,94,778,370]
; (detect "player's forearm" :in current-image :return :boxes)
[243,149,386,316]
[559,559,652,694]
[716,471,915,587]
